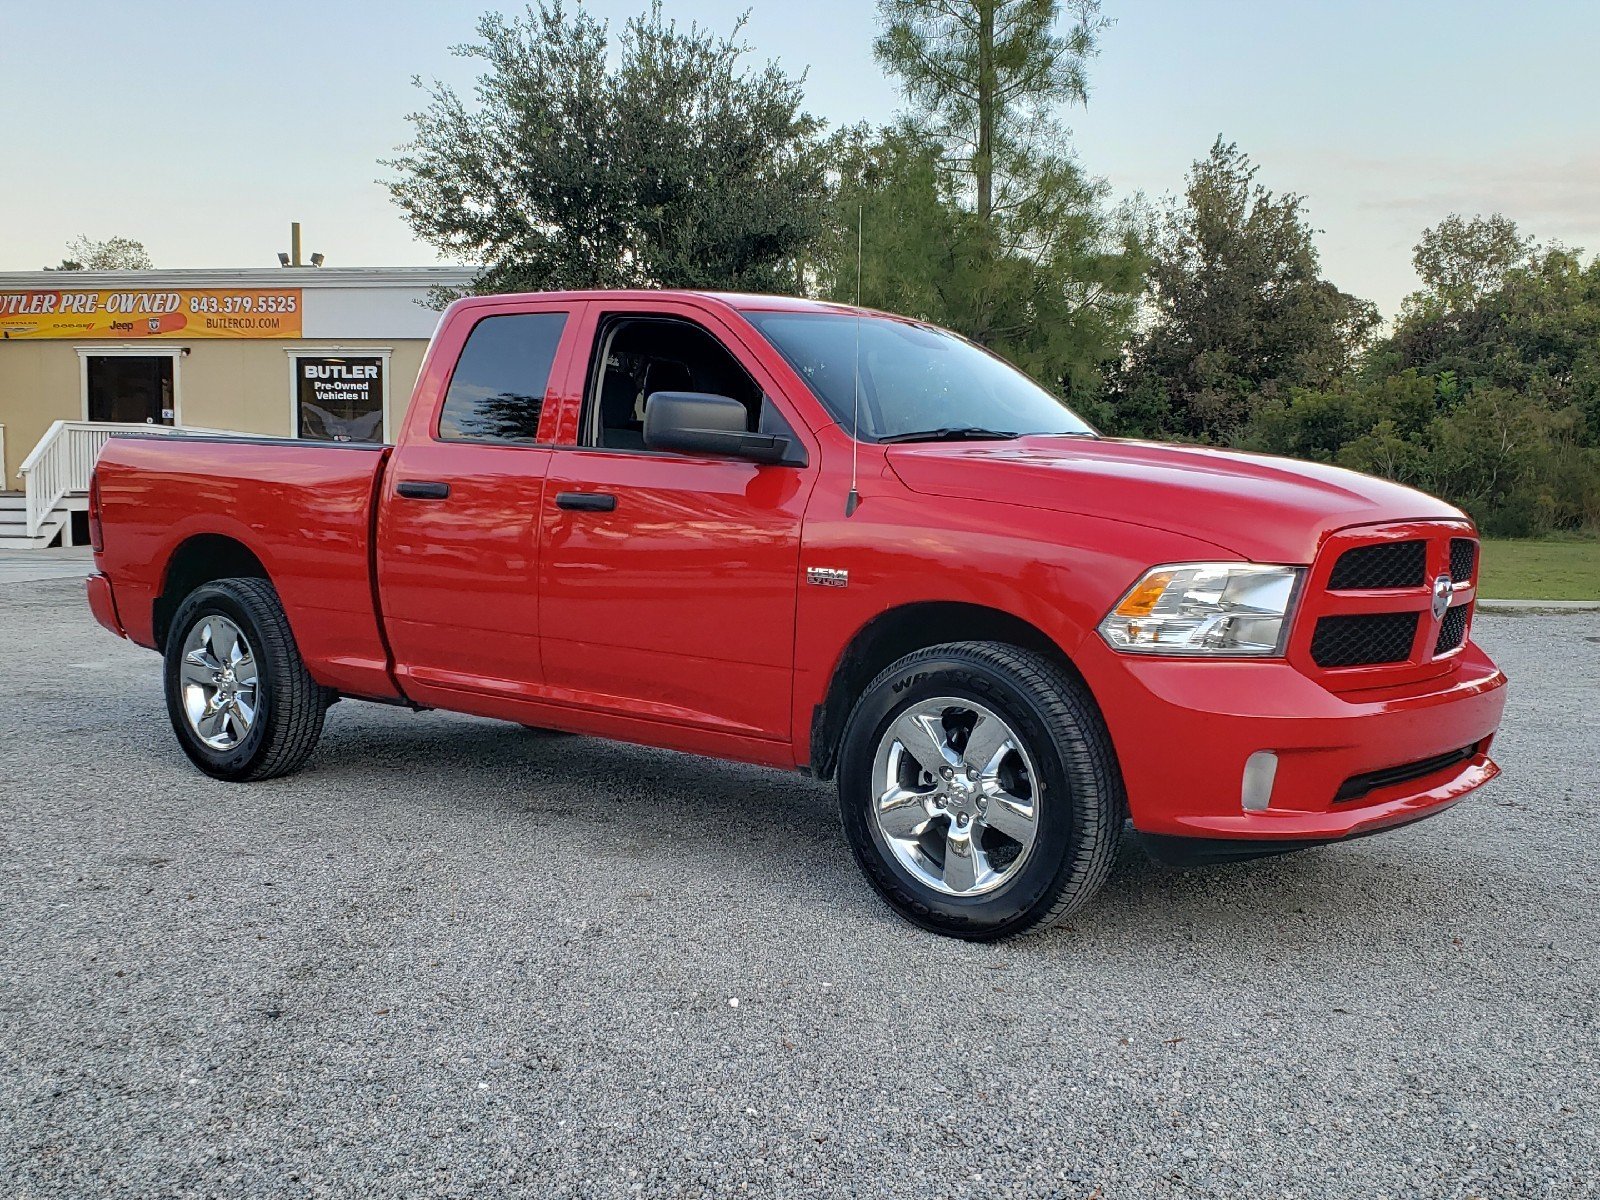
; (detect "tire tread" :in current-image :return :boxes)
[165,577,327,781]
[841,640,1125,939]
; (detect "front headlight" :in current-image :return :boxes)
[1099,563,1304,657]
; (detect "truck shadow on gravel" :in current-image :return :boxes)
[296,704,1485,955]
[1057,822,1494,959]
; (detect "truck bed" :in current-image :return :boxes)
[93,433,399,700]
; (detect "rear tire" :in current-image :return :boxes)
[837,641,1123,940]
[163,578,328,782]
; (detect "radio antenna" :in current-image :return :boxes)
[845,203,863,517]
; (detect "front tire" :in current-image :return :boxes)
[163,578,328,781]
[837,641,1123,940]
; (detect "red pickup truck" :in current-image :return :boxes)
[87,290,1508,939]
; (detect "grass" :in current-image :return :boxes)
[1478,538,1600,601]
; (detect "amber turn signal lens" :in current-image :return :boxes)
[1113,570,1176,618]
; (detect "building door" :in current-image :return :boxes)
[86,356,175,425]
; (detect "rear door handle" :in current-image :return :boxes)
[555,491,617,512]
[396,480,451,500]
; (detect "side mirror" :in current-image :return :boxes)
[643,391,793,465]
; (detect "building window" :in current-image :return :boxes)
[438,312,567,444]
[294,354,387,442]
[85,354,176,425]
[75,345,185,427]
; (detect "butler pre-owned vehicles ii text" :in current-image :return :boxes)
[86,291,1508,939]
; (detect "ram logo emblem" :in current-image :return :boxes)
[1431,574,1454,621]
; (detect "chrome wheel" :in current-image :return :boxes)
[870,696,1041,897]
[178,615,259,751]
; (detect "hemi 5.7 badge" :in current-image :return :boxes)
[806,567,849,588]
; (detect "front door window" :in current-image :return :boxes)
[585,316,776,451]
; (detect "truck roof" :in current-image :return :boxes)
[451,289,875,317]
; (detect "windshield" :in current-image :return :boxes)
[745,311,1095,442]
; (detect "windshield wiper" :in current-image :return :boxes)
[876,426,1021,444]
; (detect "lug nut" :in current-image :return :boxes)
[940,766,953,780]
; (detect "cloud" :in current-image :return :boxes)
[1249,148,1600,317]
[1341,153,1600,245]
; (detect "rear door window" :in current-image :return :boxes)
[438,312,568,443]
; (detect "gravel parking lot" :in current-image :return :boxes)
[2,575,1596,1199]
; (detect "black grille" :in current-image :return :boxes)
[1310,612,1419,668]
[1449,538,1478,583]
[1334,742,1481,803]
[1328,541,1426,590]
[1434,604,1469,654]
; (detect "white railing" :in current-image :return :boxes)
[18,420,197,539]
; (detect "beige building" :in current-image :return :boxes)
[0,266,473,547]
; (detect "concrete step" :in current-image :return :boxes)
[0,493,82,507]
[0,510,67,550]
[0,535,61,551]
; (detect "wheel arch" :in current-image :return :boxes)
[808,601,1097,782]
[153,534,271,651]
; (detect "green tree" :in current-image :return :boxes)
[386,2,827,297]
[55,235,153,271]
[815,2,1141,401]
[814,124,961,320]
[1406,213,1535,317]
[1382,240,1600,420]
[817,122,1140,398]
[1248,370,1438,468]
[1108,139,1379,443]
[1250,232,1600,536]
[875,0,1106,229]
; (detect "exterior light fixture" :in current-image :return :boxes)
[278,223,324,268]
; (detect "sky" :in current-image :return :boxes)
[3,0,1598,319]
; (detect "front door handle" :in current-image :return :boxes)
[556,491,617,512]
[397,480,451,500]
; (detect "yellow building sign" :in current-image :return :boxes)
[0,287,303,339]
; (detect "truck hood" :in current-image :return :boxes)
[885,435,1465,563]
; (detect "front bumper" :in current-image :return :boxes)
[1083,640,1508,843]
